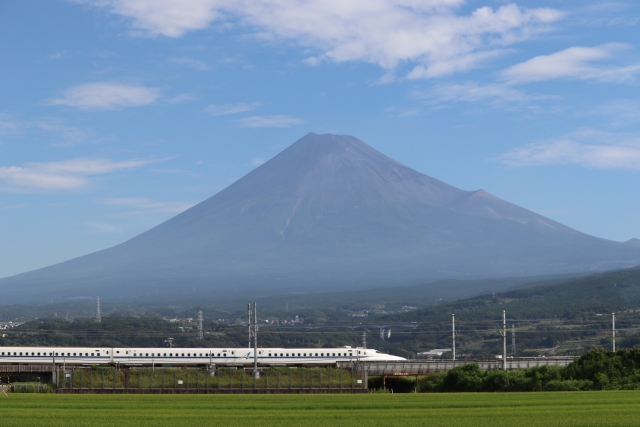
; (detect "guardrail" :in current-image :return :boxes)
[340,357,575,376]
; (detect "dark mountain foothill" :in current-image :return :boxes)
[2,132,639,302]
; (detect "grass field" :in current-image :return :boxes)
[2,392,640,426]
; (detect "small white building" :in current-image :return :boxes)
[417,349,452,358]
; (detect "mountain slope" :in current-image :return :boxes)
[2,133,639,302]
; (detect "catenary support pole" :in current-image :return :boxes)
[503,310,507,370]
[452,314,456,361]
[253,302,259,379]
[613,312,616,352]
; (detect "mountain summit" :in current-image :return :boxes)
[2,133,639,301]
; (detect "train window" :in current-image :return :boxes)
[181,353,184,356]
[303,353,306,356]
[321,353,324,356]
[91,353,94,357]
[37,352,40,356]
[187,353,190,357]
[332,353,335,356]
[232,351,235,355]
[163,353,166,357]
[217,353,220,357]
[19,352,22,356]
[298,353,301,356]
[280,353,283,357]
[146,353,149,357]
[315,353,318,356]
[31,352,34,356]
[86,353,88,356]
[116,351,120,354]
[286,353,289,356]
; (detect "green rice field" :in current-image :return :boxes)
[2,392,640,427]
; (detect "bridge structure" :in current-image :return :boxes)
[0,364,54,385]
[338,357,576,389]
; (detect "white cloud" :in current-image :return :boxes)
[204,103,260,116]
[102,197,195,213]
[500,129,640,169]
[251,158,266,166]
[0,158,158,192]
[501,43,640,83]
[171,56,210,70]
[80,0,562,78]
[48,82,160,110]
[236,115,301,128]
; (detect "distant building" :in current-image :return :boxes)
[417,349,452,358]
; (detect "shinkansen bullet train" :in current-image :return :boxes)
[0,346,405,366]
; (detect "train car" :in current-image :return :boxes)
[0,346,405,366]
[0,346,112,365]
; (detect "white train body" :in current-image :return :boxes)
[0,346,405,366]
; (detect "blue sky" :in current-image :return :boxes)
[1,0,640,278]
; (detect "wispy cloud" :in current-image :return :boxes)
[500,129,640,169]
[204,102,260,116]
[251,158,266,166]
[102,197,196,213]
[501,43,640,83]
[236,115,301,128]
[171,56,210,70]
[47,82,160,110]
[80,1,562,78]
[586,99,640,127]
[167,93,195,104]
[0,158,159,192]
[85,221,119,233]
[37,119,100,146]
[0,114,19,135]
[419,82,557,106]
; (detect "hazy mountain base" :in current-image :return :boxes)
[0,272,584,322]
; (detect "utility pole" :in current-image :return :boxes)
[380,328,384,340]
[197,310,204,340]
[362,330,367,349]
[511,324,516,354]
[612,312,616,352]
[253,303,259,379]
[248,304,252,348]
[452,314,456,361]
[95,297,101,324]
[164,338,174,348]
[502,310,506,370]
